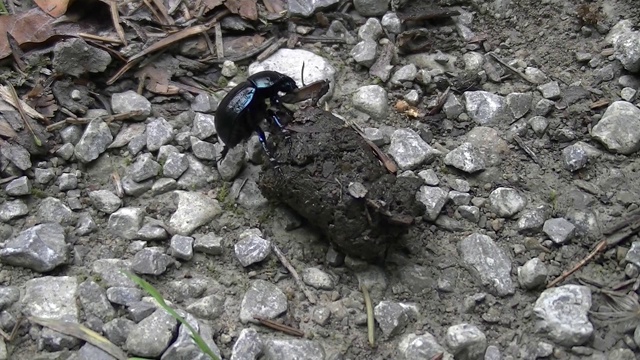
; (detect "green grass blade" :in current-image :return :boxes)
[122,271,220,360]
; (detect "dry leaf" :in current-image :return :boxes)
[203,0,224,11]
[34,0,76,18]
[225,0,258,21]
[263,0,286,14]
[0,7,104,60]
[0,118,18,139]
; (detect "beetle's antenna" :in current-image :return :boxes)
[301,62,306,87]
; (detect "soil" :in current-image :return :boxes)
[1,0,640,359]
[259,106,423,261]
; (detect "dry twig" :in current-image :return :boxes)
[253,316,304,337]
[271,243,317,304]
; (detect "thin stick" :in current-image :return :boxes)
[77,33,122,44]
[546,240,606,288]
[213,22,223,59]
[486,52,535,84]
[6,83,42,146]
[361,285,375,347]
[271,243,317,304]
[108,0,127,46]
[253,316,304,337]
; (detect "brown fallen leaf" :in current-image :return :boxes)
[34,0,76,18]
[225,0,258,21]
[0,7,108,60]
[263,0,286,14]
[203,0,224,11]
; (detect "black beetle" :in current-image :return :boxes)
[215,70,298,163]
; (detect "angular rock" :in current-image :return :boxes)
[416,186,448,221]
[37,197,76,225]
[240,280,288,323]
[381,12,402,34]
[516,205,550,234]
[518,258,548,290]
[390,64,418,85]
[58,173,78,191]
[352,85,388,119]
[109,123,146,149]
[489,187,527,218]
[89,190,122,214]
[194,233,223,255]
[0,223,68,272]
[161,312,221,360]
[591,101,640,155]
[374,301,411,338]
[0,142,31,170]
[131,247,173,275]
[129,153,161,182]
[192,112,217,139]
[458,233,514,296]
[288,0,340,17]
[106,287,144,306]
[126,308,179,358]
[5,176,31,196]
[74,119,113,163]
[169,235,194,261]
[398,332,452,359]
[445,323,487,360]
[163,152,189,179]
[358,18,383,41]
[235,229,271,267]
[111,90,151,121]
[169,191,222,235]
[108,207,145,240]
[463,91,506,125]
[563,143,589,171]
[444,142,486,173]
[388,129,436,170]
[231,328,263,360]
[146,118,174,152]
[77,280,116,322]
[537,81,562,100]
[0,200,28,222]
[465,127,510,166]
[351,39,378,68]
[262,339,325,360]
[506,92,532,119]
[302,268,335,290]
[542,218,576,244]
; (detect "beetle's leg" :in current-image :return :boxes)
[254,126,279,166]
[267,109,289,133]
[217,145,230,163]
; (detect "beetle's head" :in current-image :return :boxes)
[278,76,298,93]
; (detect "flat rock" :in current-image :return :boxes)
[169,191,222,235]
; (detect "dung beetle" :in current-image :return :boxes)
[215,71,298,164]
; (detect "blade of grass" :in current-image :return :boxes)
[122,271,220,360]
